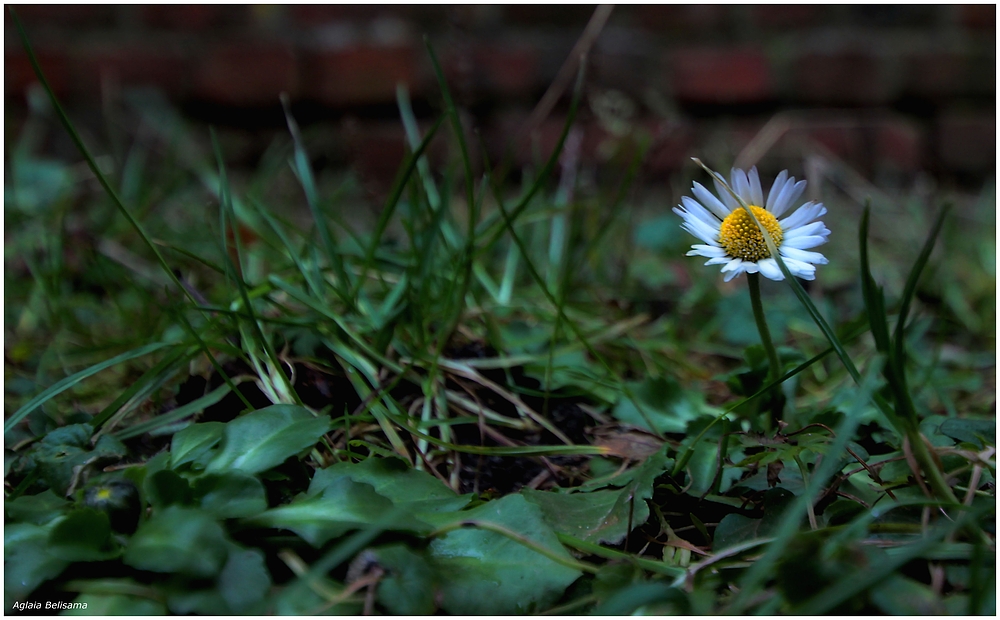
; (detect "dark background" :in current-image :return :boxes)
[5,4,996,192]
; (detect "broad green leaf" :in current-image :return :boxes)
[193,472,268,519]
[218,548,271,613]
[373,544,438,615]
[938,418,995,449]
[591,581,690,615]
[611,376,704,434]
[713,488,795,552]
[123,507,228,578]
[425,494,583,615]
[47,508,118,562]
[523,447,671,545]
[64,594,167,615]
[4,522,69,602]
[870,574,947,615]
[30,424,127,495]
[4,490,70,525]
[309,456,471,513]
[205,405,332,475]
[144,470,193,509]
[246,477,417,547]
[170,422,224,469]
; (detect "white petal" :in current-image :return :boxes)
[743,261,760,274]
[692,182,731,219]
[780,202,827,230]
[686,244,726,258]
[713,177,739,210]
[772,179,807,218]
[783,221,830,238]
[765,170,789,212]
[747,166,764,206]
[780,247,829,265]
[723,263,747,282]
[721,257,743,273]
[705,256,732,266]
[732,168,753,206]
[675,208,721,240]
[681,196,722,227]
[757,258,785,281]
[780,257,817,280]
[783,235,828,250]
[680,221,719,245]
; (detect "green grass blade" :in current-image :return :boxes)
[726,361,882,613]
[211,130,302,407]
[9,8,197,309]
[475,59,588,252]
[5,342,173,434]
[113,383,232,440]
[353,115,445,301]
[89,345,192,429]
[859,205,891,353]
[892,205,949,371]
[280,95,354,308]
[791,505,986,614]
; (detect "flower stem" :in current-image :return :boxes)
[747,273,783,424]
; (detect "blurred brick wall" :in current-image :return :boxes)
[5,5,996,185]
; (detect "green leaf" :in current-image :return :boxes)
[938,418,996,449]
[246,477,415,547]
[30,425,127,495]
[218,548,271,613]
[63,594,167,615]
[309,456,471,513]
[870,574,946,614]
[523,447,671,545]
[4,490,70,525]
[4,522,69,601]
[611,377,703,434]
[205,405,332,475]
[372,544,438,615]
[192,472,268,519]
[144,470,193,509]
[123,507,228,578]
[425,494,583,615]
[712,488,795,552]
[170,422,225,469]
[4,342,173,435]
[48,508,118,562]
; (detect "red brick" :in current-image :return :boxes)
[139,5,237,30]
[194,41,297,106]
[782,117,866,164]
[937,112,995,172]
[958,4,995,30]
[751,5,824,28]
[904,52,969,99]
[10,5,114,27]
[643,119,697,174]
[793,51,890,105]
[630,5,726,32]
[670,47,774,104]
[874,117,923,172]
[465,43,540,96]
[5,46,70,99]
[74,43,189,99]
[306,45,420,106]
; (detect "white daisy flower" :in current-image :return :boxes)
[674,166,830,282]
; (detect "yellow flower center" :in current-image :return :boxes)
[718,205,783,261]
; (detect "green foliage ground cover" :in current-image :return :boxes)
[5,16,996,615]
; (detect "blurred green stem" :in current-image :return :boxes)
[748,273,782,426]
[747,273,781,384]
